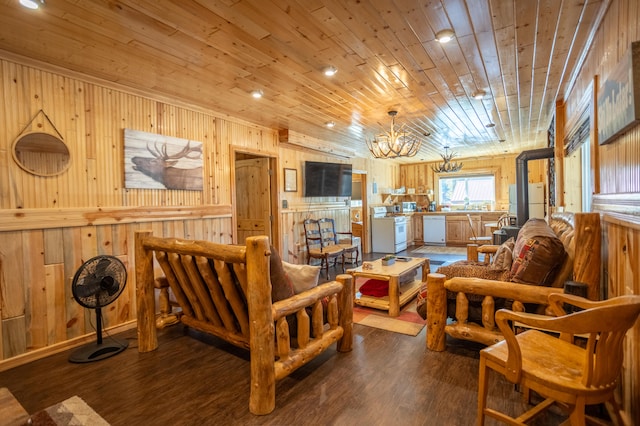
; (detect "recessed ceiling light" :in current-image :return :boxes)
[323,66,338,77]
[472,90,486,100]
[485,123,495,128]
[435,29,455,43]
[251,89,263,99]
[325,121,335,128]
[19,0,43,9]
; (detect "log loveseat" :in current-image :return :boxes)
[426,212,601,351]
[134,232,353,415]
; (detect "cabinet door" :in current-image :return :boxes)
[413,215,423,244]
[406,217,413,244]
[446,219,465,244]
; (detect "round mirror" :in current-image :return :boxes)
[12,132,71,176]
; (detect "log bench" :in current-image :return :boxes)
[135,232,353,415]
[427,212,601,351]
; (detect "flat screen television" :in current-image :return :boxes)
[304,161,352,197]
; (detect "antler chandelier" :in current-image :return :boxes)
[431,146,463,173]
[366,111,421,159]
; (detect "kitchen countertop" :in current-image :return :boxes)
[406,211,508,215]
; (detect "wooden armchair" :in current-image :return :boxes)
[478,293,640,425]
[303,218,344,279]
[319,217,360,266]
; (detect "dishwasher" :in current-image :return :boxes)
[423,215,446,245]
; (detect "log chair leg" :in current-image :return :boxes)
[426,273,447,351]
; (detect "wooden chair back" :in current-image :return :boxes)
[318,218,341,248]
[497,213,510,229]
[303,218,322,252]
[546,293,640,388]
[466,213,491,244]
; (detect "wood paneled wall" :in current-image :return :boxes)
[0,56,398,367]
[0,218,231,362]
[562,0,640,421]
[0,56,270,365]
[400,154,548,210]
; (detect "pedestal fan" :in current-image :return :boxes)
[69,255,129,363]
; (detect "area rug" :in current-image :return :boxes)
[29,395,109,426]
[411,246,467,255]
[353,301,425,336]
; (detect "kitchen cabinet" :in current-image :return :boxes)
[412,214,423,245]
[446,214,481,246]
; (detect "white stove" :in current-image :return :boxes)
[371,207,408,253]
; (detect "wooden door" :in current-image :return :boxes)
[236,158,272,242]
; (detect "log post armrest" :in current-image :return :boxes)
[445,277,560,304]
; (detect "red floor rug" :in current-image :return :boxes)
[353,301,425,336]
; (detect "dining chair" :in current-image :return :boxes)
[477,293,640,425]
[319,218,359,266]
[303,218,344,280]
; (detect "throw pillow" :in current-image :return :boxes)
[359,279,389,297]
[269,246,294,302]
[509,219,566,286]
[490,237,515,271]
[282,261,321,294]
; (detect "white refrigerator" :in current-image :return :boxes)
[509,183,545,219]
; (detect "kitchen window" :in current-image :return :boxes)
[438,174,496,207]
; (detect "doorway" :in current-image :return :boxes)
[351,172,369,253]
[233,151,279,248]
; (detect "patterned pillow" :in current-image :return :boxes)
[509,219,566,286]
[490,237,515,271]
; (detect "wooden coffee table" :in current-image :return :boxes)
[348,257,429,317]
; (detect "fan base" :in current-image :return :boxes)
[68,339,129,363]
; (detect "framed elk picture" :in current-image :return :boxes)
[124,129,204,190]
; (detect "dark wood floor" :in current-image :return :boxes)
[0,246,572,425]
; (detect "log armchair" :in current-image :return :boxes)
[135,232,353,415]
[427,212,601,351]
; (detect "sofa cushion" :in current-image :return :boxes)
[282,261,321,294]
[490,237,515,271]
[509,219,566,286]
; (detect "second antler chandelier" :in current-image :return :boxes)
[432,146,463,173]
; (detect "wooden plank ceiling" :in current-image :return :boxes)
[0,0,606,163]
